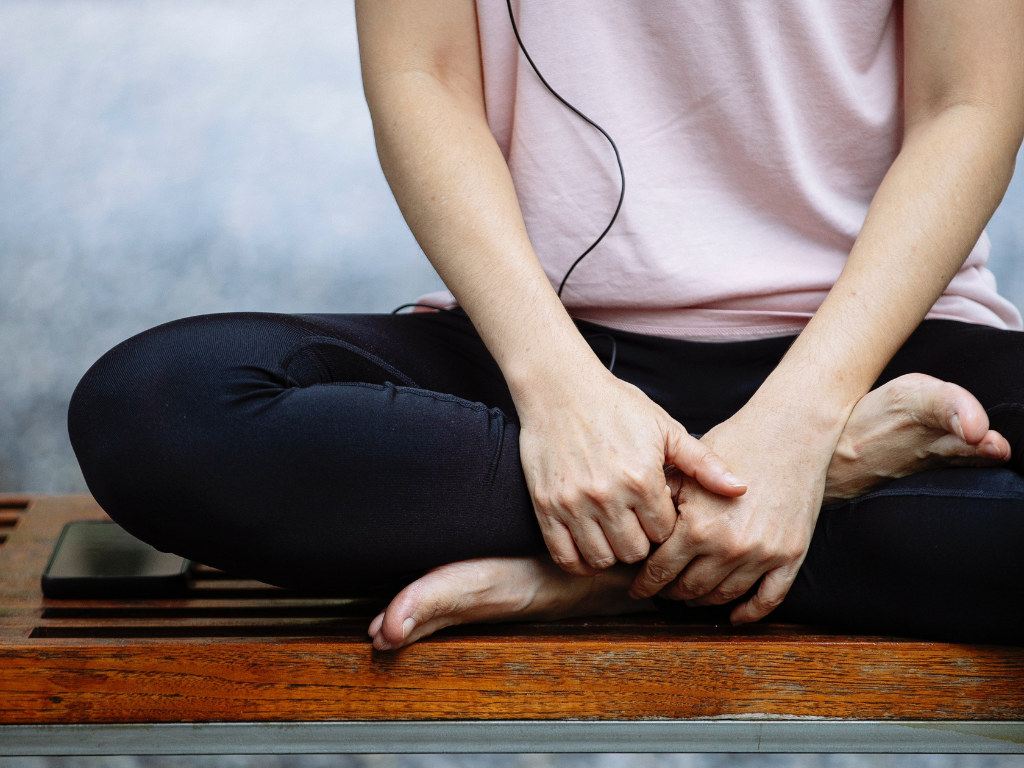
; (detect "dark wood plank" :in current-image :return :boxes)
[1,636,1022,723]
[1,494,1022,724]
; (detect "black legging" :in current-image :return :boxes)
[68,312,1024,643]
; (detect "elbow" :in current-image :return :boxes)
[905,99,1024,172]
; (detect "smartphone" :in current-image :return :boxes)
[41,520,191,598]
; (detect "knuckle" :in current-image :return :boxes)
[589,555,617,569]
[552,489,577,511]
[678,575,705,598]
[550,552,580,570]
[621,467,645,491]
[696,449,718,471]
[684,520,712,547]
[585,480,615,507]
[564,506,591,526]
[715,584,748,603]
[532,489,556,513]
[718,534,749,561]
[626,466,659,493]
[644,562,676,584]
[565,562,596,577]
[701,591,731,606]
[641,466,663,488]
[781,544,806,563]
[619,544,650,564]
[648,524,674,545]
[647,503,677,527]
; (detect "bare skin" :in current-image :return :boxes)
[369,373,1011,650]
[823,373,1009,503]
[358,0,1024,629]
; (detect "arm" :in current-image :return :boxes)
[631,0,1024,621]
[354,0,743,573]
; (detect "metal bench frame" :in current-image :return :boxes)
[3,720,1024,755]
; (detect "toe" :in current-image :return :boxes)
[922,381,991,444]
[930,429,1011,462]
[368,611,385,638]
[976,431,1010,460]
[378,591,427,649]
[376,571,464,650]
[978,430,1011,460]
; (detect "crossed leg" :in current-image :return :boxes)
[369,371,1013,650]
[68,313,1024,648]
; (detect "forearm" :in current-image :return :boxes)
[362,69,605,407]
[650,112,1023,622]
[753,106,1022,432]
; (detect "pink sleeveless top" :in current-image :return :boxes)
[422,0,1022,340]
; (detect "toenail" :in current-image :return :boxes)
[402,618,417,639]
[951,414,966,442]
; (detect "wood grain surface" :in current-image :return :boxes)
[1,495,1022,724]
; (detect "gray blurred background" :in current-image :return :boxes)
[1,0,1022,495]
[2,4,1024,767]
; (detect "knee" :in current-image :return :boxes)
[69,321,187,539]
[68,314,272,546]
[70,316,211,452]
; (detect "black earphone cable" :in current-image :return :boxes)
[390,306,618,372]
[505,0,626,298]
[394,5,625,374]
[390,303,454,315]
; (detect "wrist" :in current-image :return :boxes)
[752,342,874,436]
[743,378,857,442]
[506,348,614,417]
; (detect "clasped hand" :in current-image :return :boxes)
[629,407,832,624]
[518,372,747,575]
[520,371,835,624]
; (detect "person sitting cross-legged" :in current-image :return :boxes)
[69,0,1024,647]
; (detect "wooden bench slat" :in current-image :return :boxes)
[1,494,1022,725]
[2,636,1023,723]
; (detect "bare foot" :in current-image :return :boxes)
[370,373,1009,649]
[368,557,652,651]
[824,373,1010,503]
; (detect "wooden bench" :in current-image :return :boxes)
[1,494,1022,755]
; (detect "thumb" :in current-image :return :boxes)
[664,421,746,497]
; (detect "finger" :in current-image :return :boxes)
[598,512,651,564]
[572,517,619,570]
[663,465,686,501]
[658,554,738,602]
[685,564,764,607]
[664,422,747,497]
[541,520,600,576]
[631,473,679,544]
[730,567,795,625]
[629,536,694,599]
